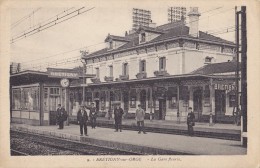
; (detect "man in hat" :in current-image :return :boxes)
[114,103,124,132]
[135,104,147,134]
[89,102,97,129]
[77,105,88,136]
[56,104,66,129]
[187,107,195,136]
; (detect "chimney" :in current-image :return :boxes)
[188,7,201,37]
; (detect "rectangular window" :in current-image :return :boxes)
[130,89,136,108]
[180,86,189,107]
[96,68,100,78]
[12,89,21,110]
[18,87,40,111]
[109,41,113,49]
[168,87,178,109]
[30,87,40,111]
[159,57,166,70]
[50,88,60,95]
[140,60,146,72]
[123,63,128,76]
[140,33,146,43]
[229,95,236,107]
[204,85,210,106]
[109,65,113,77]
[21,88,30,110]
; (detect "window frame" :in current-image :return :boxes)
[159,57,166,71]
[96,67,100,78]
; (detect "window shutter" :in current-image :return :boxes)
[144,60,146,72]
[139,60,142,73]
[126,64,129,75]
[122,64,124,75]
[159,58,162,70]
[163,57,166,70]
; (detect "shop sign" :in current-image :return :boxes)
[214,83,236,91]
[47,68,79,79]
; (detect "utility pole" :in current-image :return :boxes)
[240,6,247,147]
[80,50,88,106]
[236,6,247,147]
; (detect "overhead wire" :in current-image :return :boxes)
[11,7,95,43]
[11,8,41,29]
[21,27,237,71]
[19,7,235,66]
[14,6,237,71]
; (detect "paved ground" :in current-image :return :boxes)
[96,118,241,130]
[11,123,246,155]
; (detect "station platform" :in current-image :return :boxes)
[85,118,241,140]
[10,123,246,155]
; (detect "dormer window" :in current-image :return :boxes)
[109,41,113,49]
[140,33,146,43]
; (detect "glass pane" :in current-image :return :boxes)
[12,89,21,110]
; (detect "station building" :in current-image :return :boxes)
[10,7,240,125]
[76,7,238,123]
[10,68,86,126]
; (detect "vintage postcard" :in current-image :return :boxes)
[0,0,259,168]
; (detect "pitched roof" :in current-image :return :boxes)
[191,61,241,75]
[83,22,235,59]
[105,35,130,42]
[136,25,164,34]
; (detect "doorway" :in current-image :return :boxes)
[95,100,100,112]
[158,99,166,120]
[193,89,202,121]
[215,90,226,122]
[140,90,146,111]
[123,91,129,111]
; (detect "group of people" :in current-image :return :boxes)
[57,103,195,137]
[114,103,146,134]
[77,103,98,136]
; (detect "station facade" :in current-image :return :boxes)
[76,8,237,123]
[10,7,240,125]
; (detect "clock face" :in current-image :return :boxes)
[60,78,69,87]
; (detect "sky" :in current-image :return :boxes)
[10,1,236,71]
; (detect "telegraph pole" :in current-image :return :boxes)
[236,6,247,147]
[240,6,247,147]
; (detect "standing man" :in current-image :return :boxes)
[187,107,195,136]
[89,102,97,129]
[77,105,88,136]
[114,103,124,132]
[56,104,66,129]
[135,104,147,134]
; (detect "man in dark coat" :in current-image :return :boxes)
[77,105,88,136]
[114,103,124,132]
[56,104,67,129]
[187,107,195,136]
[89,103,97,129]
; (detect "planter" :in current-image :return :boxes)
[136,72,147,79]
[119,75,129,80]
[104,76,114,82]
[91,78,101,83]
[154,70,170,77]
